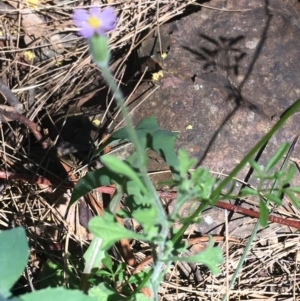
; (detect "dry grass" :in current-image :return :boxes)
[0,0,299,299]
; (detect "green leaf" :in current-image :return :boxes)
[212,99,300,202]
[132,206,159,240]
[240,187,259,196]
[93,128,129,157]
[289,186,300,194]
[70,167,115,206]
[0,227,29,298]
[89,283,126,301]
[94,270,111,278]
[193,168,215,199]
[101,155,147,195]
[127,270,150,285]
[264,193,282,205]
[94,117,179,179]
[102,252,113,272]
[265,142,289,172]
[285,190,300,210]
[93,117,157,155]
[109,183,123,214]
[148,128,178,177]
[125,180,151,207]
[19,287,95,301]
[116,264,125,284]
[259,200,269,227]
[176,150,195,177]
[249,159,264,177]
[89,213,146,250]
[167,238,223,274]
[281,164,296,186]
[38,259,81,289]
[134,294,152,301]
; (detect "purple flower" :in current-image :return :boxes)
[73,7,116,38]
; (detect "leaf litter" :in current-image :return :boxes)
[0,0,299,300]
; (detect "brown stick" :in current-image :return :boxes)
[0,170,52,185]
[157,190,300,230]
[17,113,48,149]
[215,200,300,229]
[0,107,48,149]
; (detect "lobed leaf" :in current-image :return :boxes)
[93,117,178,178]
[101,155,147,195]
[89,213,146,250]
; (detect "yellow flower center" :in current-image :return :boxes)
[88,16,101,29]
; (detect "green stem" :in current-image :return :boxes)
[173,99,300,281]
[211,99,300,203]
[99,64,169,299]
[221,132,297,300]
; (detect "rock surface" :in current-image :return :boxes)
[128,0,300,237]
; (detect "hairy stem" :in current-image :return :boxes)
[99,64,169,299]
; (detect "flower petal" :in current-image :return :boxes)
[79,26,94,38]
[73,7,116,38]
[89,6,102,18]
[73,9,88,25]
[98,7,116,32]
[95,28,105,36]
[73,8,89,21]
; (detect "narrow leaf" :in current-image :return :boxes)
[282,164,296,185]
[259,200,269,227]
[212,99,300,202]
[93,127,129,157]
[94,117,166,156]
[290,186,300,194]
[150,129,178,178]
[285,190,300,210]
[265,193,282,205]
[132,206,159,240]
[249,159,264,177]
[240,187,259,196]
[265,142,289,172]
[109,183,123,214]
[101,252,113,272]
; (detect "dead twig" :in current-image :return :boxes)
[0,106,48,149]
[0,170,52,185]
